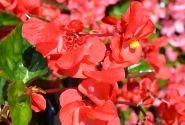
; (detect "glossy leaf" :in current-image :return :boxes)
[8,81,32,125]
[22,47,47,72]
[0,24,48,83]
[0,12,20,26]
[128,59,153,74]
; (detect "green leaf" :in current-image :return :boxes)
[0,12,20,26]
[0,78,6,104]
[23,47,47,72]
[8,81,32,125]
[109,1,130,19]
[120,2,130,14]
[148,30,160,41]
[0,24,48,83]
[110,6,122,19]
[119,110,130,125]
[128,59,153,74]
[158,79,168,88]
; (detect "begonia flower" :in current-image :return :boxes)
[110,1,155,67]
[59,89,120,125]
[22,17,106,78]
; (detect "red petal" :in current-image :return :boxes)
[107,117,120,125]
[123,1,145,38]
[123,1,155,39]
[135,19,155,39]
[36,42,58,57]
[151,37,168,49]
[31,93,46,112]
[87,37,106,63]
[90,100,118,121]
[60,62,96,78]
[110,35,123,63]
[79,107,107,125]
[84,68,125,84]
[57,46,86,69]
[22,17,60,44]
[78,79,115,106]
[59,89,82,107]
[156,66,171,79]
[120,44,142,65]
[102,16,117,25]
[59,101,83,125]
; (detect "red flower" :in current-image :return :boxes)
[22,17,106,78]
[158,101,177,124]
[121,78,158,107]
[77,67,124,106]
[59,89,120,125]
[26,87,46,112]
[78,78,118,106]
[143,37,171,79]
[22,17,61,56]
[110,1,155,67]
[30,93,46,112]
[157,90,185,124]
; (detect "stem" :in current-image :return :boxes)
[116,101,136,107]
[138,105,146,117]
[44,87,77,94]
[44,88,67,94]
[127,70,155,78]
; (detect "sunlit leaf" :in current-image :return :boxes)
[0,24,48,83]
[128,59,153,74]
[8,81,32,125]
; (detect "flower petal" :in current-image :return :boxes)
[78,78,115,106]
[31,93,46,112]
[22,17,60,44]
[59,89,82,107]
[87,37,106,63]
[57,46,87,69]
[84,68,125,84]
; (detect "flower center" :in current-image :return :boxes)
[129,40,140,49]
[60,31,84,53]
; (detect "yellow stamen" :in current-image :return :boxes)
[129,40,140,49]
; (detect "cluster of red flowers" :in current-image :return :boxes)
[0,0,61,20]
[2,0,185,125]
[21,1,154,124]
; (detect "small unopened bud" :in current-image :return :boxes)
[68,20,84,32]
